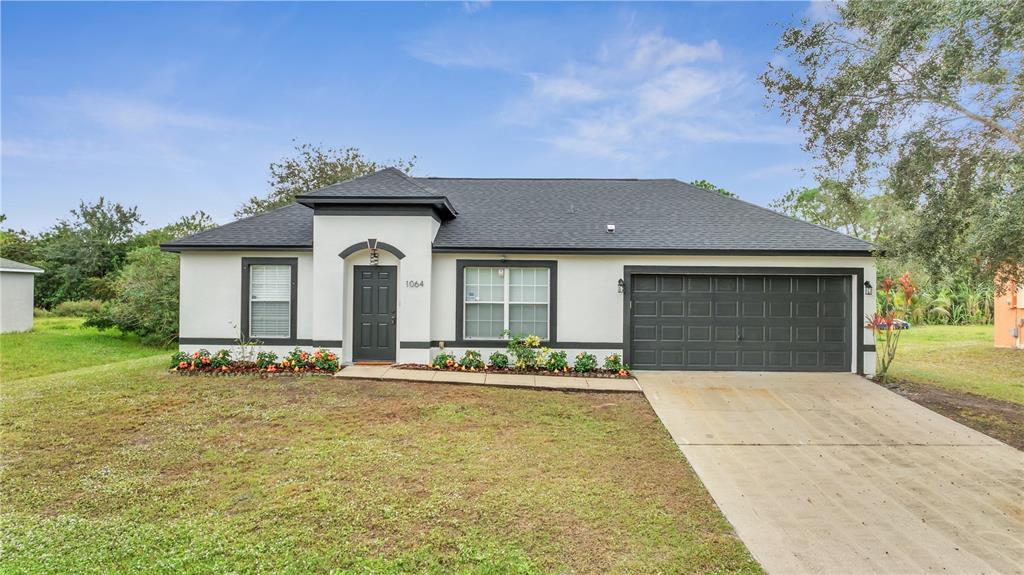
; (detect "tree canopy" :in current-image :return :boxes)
[688,179,737,198]
[236,142,416,217]
[762,0,1023,284]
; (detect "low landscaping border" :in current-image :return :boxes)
[170,347,340,376]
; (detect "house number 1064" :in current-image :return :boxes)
[405,280,425,288]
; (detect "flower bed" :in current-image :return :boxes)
[170,347,340,376]
[403,333,632,379]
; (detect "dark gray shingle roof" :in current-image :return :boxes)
[163,172,873,254]
[162,203,312,250]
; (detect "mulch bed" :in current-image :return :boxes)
[877,378,1024,450]
[394,363,632,379]
[171,363,340,377]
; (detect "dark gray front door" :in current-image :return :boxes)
[630,274,851,371]
[353,265,397,362]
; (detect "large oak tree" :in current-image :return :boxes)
[762,0,1023,284]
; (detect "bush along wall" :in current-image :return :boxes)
[171,347,340,375]
[401,333,632,379]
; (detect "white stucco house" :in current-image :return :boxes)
[162,168,878,373]
[1,257,44,333]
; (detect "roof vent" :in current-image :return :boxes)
[606,224,616,233]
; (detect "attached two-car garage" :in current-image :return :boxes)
[626,269,855,372]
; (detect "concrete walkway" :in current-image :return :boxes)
[638,371,1024,575]
[336,364,640,392]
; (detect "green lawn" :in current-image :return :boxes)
[0,317,168,380]
[888,325,1024,405]
[0,356,759,574]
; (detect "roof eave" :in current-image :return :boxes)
[160,244,313,253]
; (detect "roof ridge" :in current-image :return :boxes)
[675,180,876,249]
[414,176,648,181]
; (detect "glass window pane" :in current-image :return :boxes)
[250,265,290,301]
[251,301,290,338]
[465,267,505,302]
[509,303,548,339]
[465,303,504,339]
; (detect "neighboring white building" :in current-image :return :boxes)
[1,257,44,333]
[163,169,878,374]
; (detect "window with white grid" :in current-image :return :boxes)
[249,264,291,338]
[463,266,549,339]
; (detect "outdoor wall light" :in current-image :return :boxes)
[864,280,873,296]
[618,278,625,293]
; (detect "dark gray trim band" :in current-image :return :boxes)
[400,341,432,349]
[863,344,876,352]
[431,340,622,349]
[434,247,874,257]
[179,338,343,348]
[621,266,867,375]
[241,257,299,343]
[455,259,558,344]
[315,204,442,222]
[161,245,312,253]
[297,196,458,220]
[339,239,406,260]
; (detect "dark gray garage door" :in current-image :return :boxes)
[629,274,851,371]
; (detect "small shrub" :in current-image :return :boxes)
[282,348,312,371]
[432,352,456,370]
[504,331,543,369]
[33,307,51,318]
[210,349,232,369]
[573,352,598,373]
[546,350,569,372]
[603,353,624,371]
[190,349,213,368]
[255,351,278,369]
[170,351,190,369]
[459,349,484,370]
[52,299,104,317]
[488,351,509,369]
[311,348,340,372]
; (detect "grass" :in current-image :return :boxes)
[0,317,168,380]
[0,357,760,574]
[887,325,1024,405]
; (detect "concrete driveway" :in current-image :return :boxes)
[638,371,1024,574]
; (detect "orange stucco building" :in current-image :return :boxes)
[994,278,1024,349]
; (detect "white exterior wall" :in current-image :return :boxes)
[177,244,876,374]
[178,250,321,352]
[312,214,436,364]
[432,253,876,375]
[0,272,36,333]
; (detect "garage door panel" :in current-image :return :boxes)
[630,273,851,371]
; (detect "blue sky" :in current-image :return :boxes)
[2,1,834,233]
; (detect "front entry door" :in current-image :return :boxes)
[353,265,397,362]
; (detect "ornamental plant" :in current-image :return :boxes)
[546,350,569,372]
[603,353,625,372]
[311,348,340,372]
[573,352,598,373]
[170,351,190,370]
[191,349,213,369]
[503,330,541,369]
[432,352,456,370]
[210,349,232,369]
[488,351,509,369]
[283,347,311,371]
[459,349,484,370]
[255,351,278,370]
[867,272,918,382]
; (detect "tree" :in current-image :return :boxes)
[688,179,737,198]
[85,246,179,345]
[769,180,903,243]
[762,0,1024,284]
[236,142,416,217]
[35,198,144,307]
[130,211,218,249]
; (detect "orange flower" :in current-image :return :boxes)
[178,361,188,369]
[300,352,308,360]
[327,353,336,361]
[193,351,200,358]
[282,360,290,367]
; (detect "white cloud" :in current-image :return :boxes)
[629,35,722,71]
[806,1,841,24]
[35,93,246,134]
[530,74,605,103]
[462,1,491,14]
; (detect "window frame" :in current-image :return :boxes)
[240,257,298,343]
[456,259,557,344]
